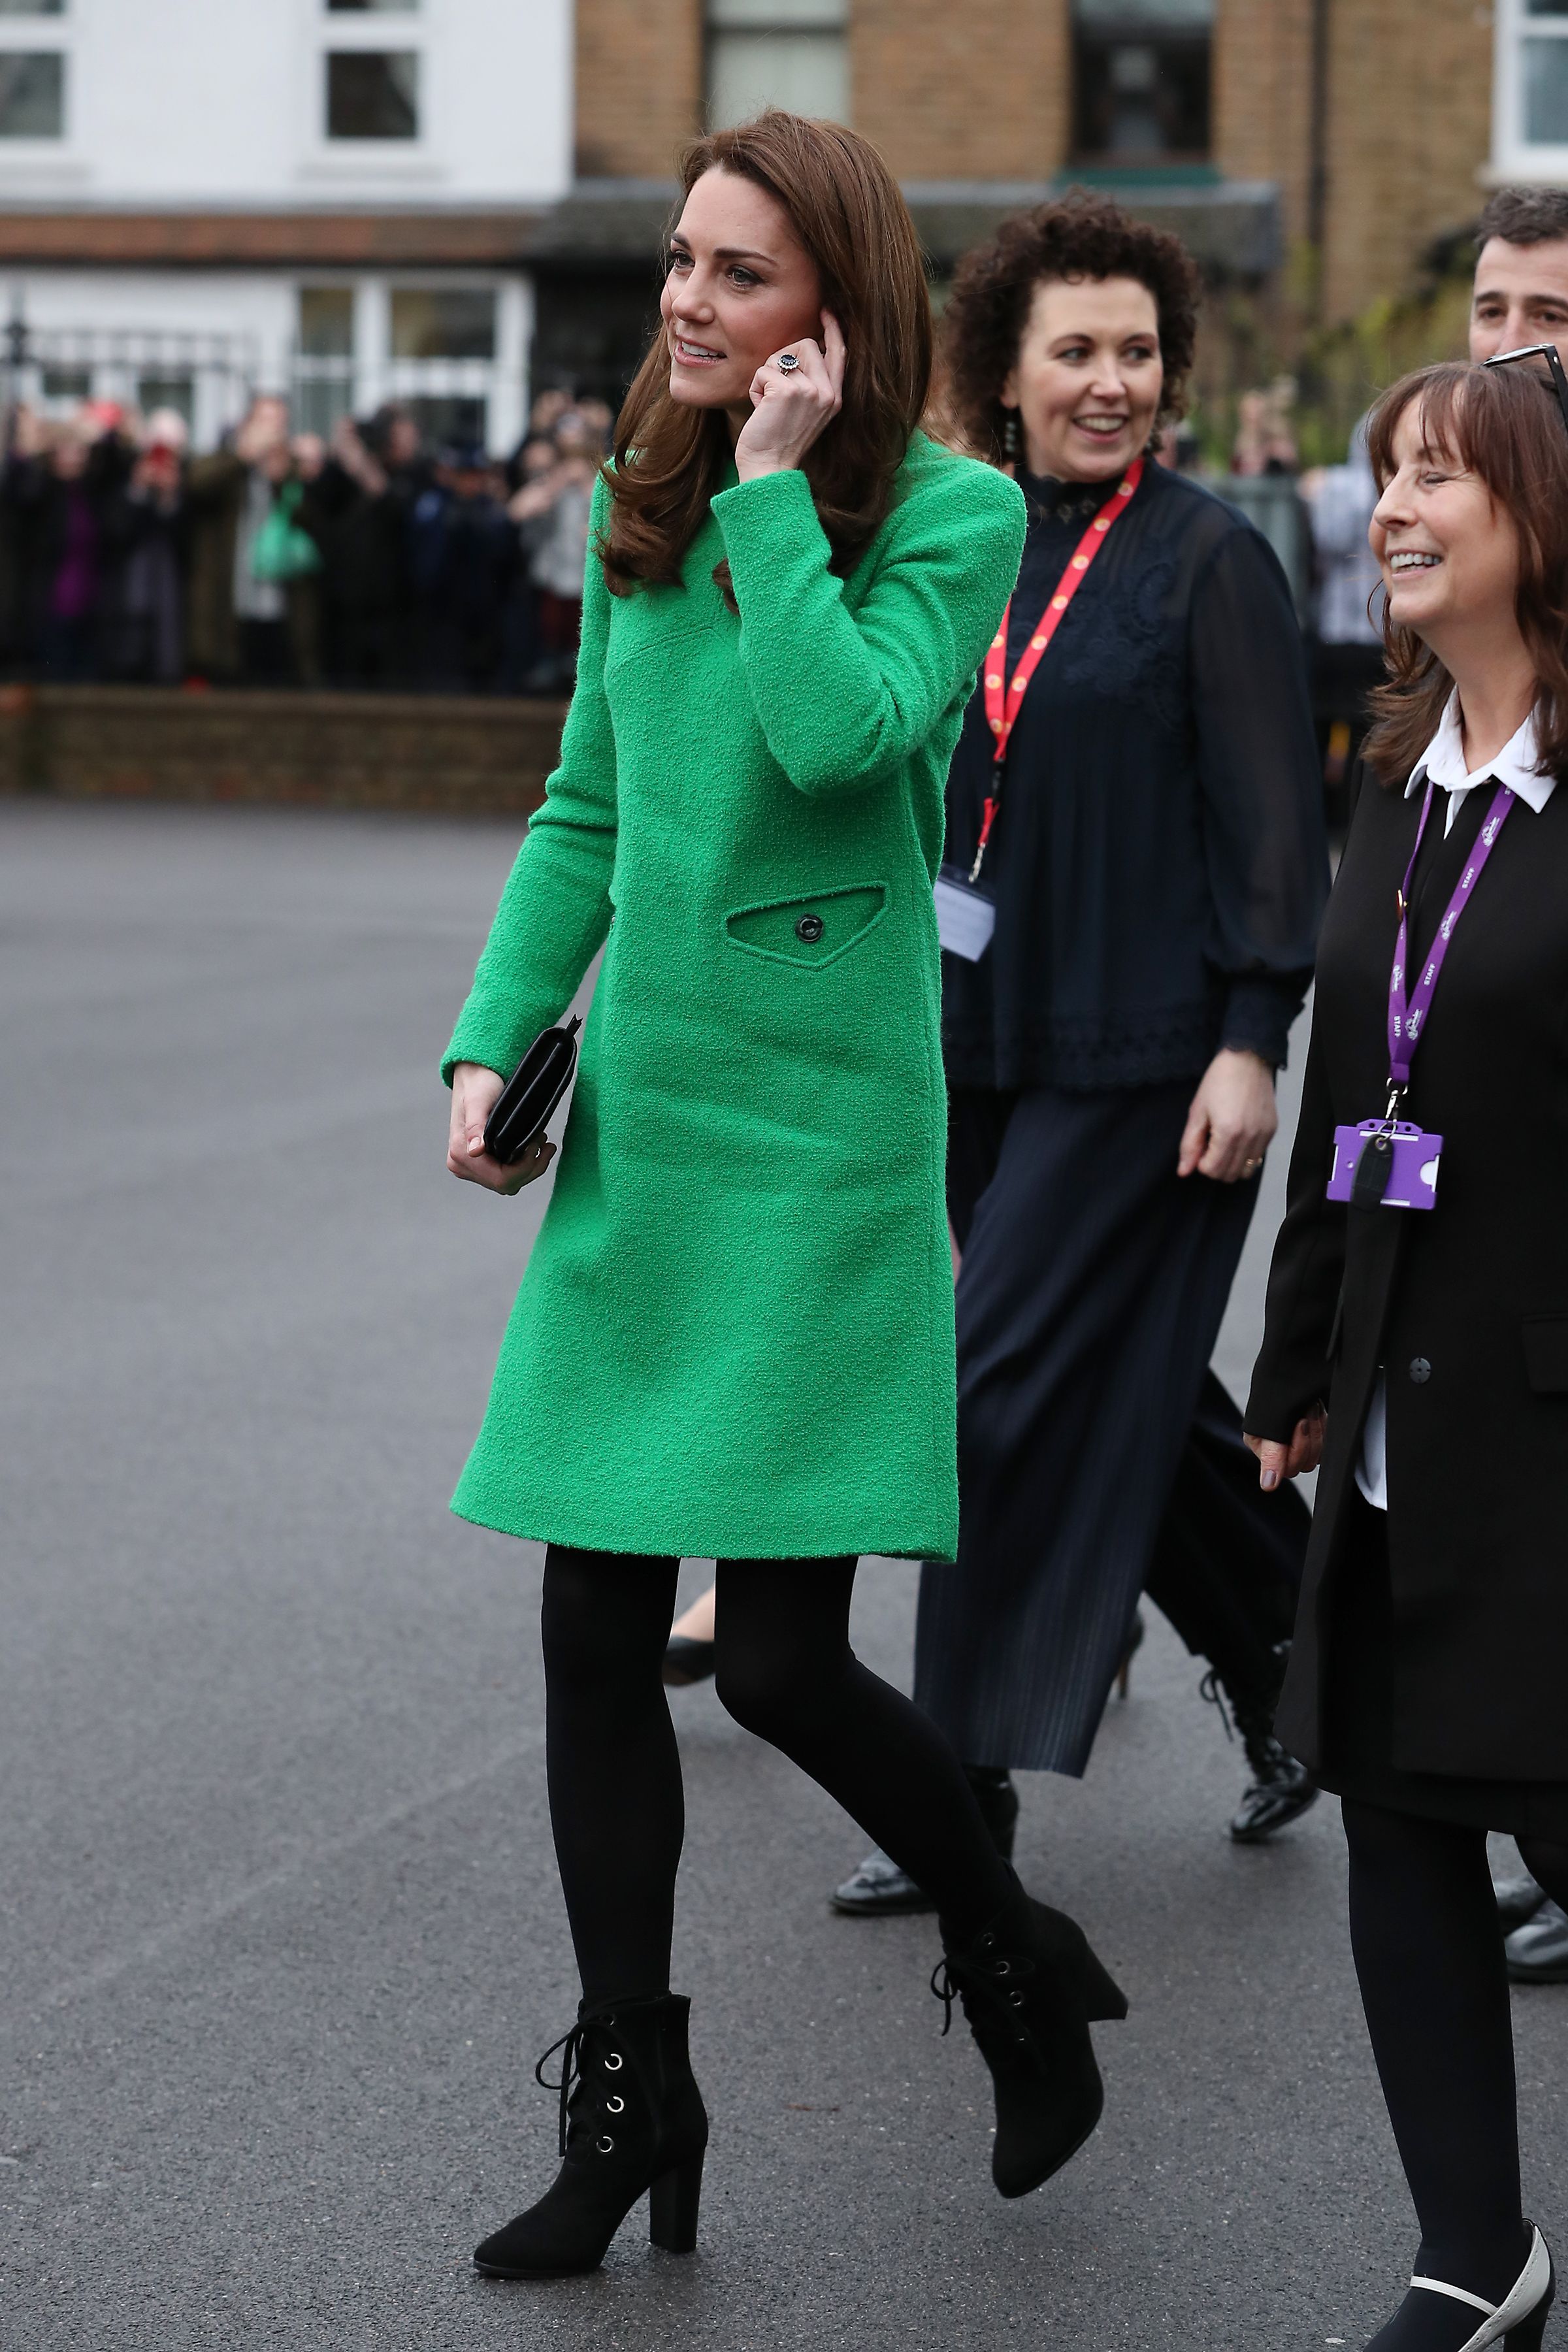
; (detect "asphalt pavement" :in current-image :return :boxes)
[2,798,1562,2352]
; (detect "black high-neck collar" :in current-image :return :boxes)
[1015,466,1116,525]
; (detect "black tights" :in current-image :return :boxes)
[541,1547,1015,2006]
[1342,1798,1568,2347]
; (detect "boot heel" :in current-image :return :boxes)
[648,2152,704,2253]
[1065,1925,1128,2021]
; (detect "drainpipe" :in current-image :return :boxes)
[1307,0,1331,315]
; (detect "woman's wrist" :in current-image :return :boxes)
[734,453,798,485]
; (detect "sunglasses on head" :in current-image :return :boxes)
[1480,341,1568,436]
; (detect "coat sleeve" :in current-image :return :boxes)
[1188,521,1330,1066]
[1245,1004,1346,1442]
[441,477,617,1085]
[710,460,1026,798]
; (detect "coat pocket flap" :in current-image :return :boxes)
[725,883,888,970]
[1522,1316,1568,1392]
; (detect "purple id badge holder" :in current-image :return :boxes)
[1328,778,1514,1213]
[1327,1119,1443,1209]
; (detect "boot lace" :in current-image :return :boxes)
[1200,1649,1292,1780]
[533,2017,629,2158]
[930,1940,1041,2046]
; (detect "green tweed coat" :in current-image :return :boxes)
[443,434,1026,1560]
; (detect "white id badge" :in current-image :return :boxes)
[934,866,996,961]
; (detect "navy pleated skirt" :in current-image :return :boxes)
[915,1083,1262,1776]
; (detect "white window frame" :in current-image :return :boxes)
[0,0,74,162]
[704,0,850,131]
[299,0,441,182]
[289,271,529,453]
[1492,0,1568,184]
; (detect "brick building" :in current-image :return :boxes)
[0,0,1559,442]
[532,0,1539,406]
[0,0,568,452]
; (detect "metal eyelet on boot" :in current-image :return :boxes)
[1008,1990,1026,2008]
[994,1959,1012,1976]
[604,2052,623,2070]
[606,2095,625,2113]
[595,2134,615,2153]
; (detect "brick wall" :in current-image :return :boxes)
[853,0,1070,183]
[1321,0,1492,323]
[566,0,1495,331]
[575,0,702,177]
[1213,0,1313,244]
[0,689,566,818]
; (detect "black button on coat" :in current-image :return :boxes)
[1247,767,1568,1780]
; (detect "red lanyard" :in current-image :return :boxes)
[969,456,1144,883]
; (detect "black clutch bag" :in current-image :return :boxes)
[483,1015,581,1164]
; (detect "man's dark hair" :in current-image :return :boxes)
[1477,187,1568,251]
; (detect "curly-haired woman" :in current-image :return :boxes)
[837,192,1331,1916]
[442,118,1129,2282]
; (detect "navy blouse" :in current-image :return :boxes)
[941,460,1330,1091]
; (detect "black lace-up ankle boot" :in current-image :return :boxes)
[474,1993,708,2279]
[1201,1643,1320,1844]
[932,1870,1127,2198]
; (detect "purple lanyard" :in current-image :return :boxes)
[1388,776,1516,1090]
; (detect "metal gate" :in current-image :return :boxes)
[0,311,258,449]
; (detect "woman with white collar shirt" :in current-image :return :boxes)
[1245,359,1568,2351]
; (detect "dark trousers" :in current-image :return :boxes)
[917,1083,1309,1772]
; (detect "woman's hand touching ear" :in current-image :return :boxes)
[734,311,847,483]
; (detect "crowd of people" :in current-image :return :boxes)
[0,385,610,693]
[438,120,1568,2352]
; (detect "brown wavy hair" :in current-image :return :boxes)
[1362,361,1568,788]
[938,189,1200,466]
[600,111,933,602]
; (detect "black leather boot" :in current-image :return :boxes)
[932,1870,1127,2198]
[1201,1645,1320,1844]
[474,1993,708,2279]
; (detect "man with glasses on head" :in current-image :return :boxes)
[1469,186,1568,371]
[1464,188,1568,1985]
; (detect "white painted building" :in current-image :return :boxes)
[0,0,572,449]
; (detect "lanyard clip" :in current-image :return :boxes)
[1384,1084,1406,1122]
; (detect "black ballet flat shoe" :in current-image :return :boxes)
[1505,1899,1568,1984]
[474,1992,708,2279]
[932,1869,1127,2198]
[1365,2225,1554,2349]
[661,1636,715,1688]
[1494,1870,1549,1933]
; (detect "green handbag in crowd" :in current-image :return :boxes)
[250,481,321,583]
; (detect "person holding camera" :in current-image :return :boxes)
[442,112,1128,2285]
[1245,356,1568,2351]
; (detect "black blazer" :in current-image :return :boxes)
[1247,760,1568,1780]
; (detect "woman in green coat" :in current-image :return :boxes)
[443,112,1128,2282]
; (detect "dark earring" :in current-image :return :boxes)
[1002,414,1019,461]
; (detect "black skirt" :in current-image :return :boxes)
[913,1081,1290,1776]
[1319,1486,1568,1837]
